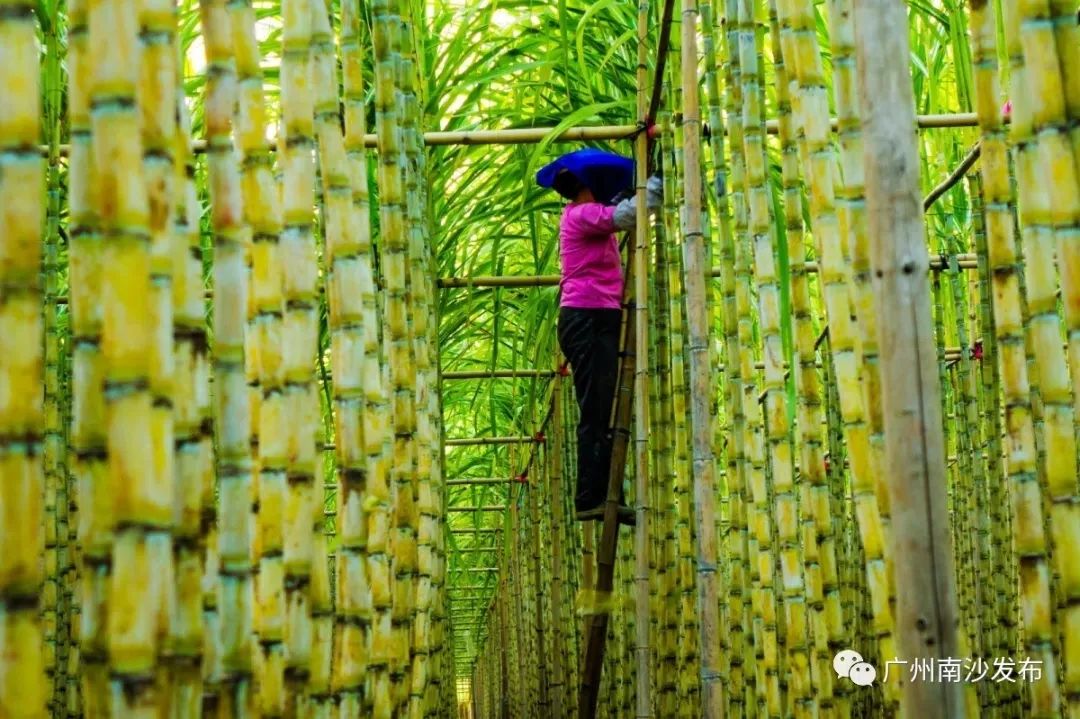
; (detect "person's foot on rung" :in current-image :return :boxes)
[574,503,636,526]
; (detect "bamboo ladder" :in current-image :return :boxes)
[577,1,675,715]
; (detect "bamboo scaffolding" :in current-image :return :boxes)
[45,112,984,157]
[55,254,988,308]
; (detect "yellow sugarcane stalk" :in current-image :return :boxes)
[0,0,47,715]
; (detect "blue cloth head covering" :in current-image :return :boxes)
[535,148,635,205]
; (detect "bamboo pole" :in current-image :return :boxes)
[442,370,557,380]
[45,113,984,157]
[852,1,965,714]
[444,436,539,447]
[680,0,722,714]
[446,507,508,513]
[633,2,652,716]
[55,255,987,307]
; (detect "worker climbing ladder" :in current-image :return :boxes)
[574,2,674,716]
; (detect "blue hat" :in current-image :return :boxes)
[536,148,635,205]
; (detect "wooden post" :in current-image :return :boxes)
[680,0,723,714]
[851,1,965,716]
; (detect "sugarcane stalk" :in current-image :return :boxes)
[172,82,212,719]
[1003,0,1080,711]
[139,0,181,710]
[0,0,47,715]
[224,0,285,711]
[198,0,257,711]
[970,0,1062,713]
[43,5,66,710]
[774,2,896,704]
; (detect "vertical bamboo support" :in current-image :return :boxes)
[852,1,966,715]
[0,0,46,714]
[634,1,653,717]
[679,0,723,714]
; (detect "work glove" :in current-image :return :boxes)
[611,174,664,230]
[645,175,663,211]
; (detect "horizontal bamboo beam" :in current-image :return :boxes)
[447,506,508,513]
[445,436,539,447]
[449,567,500,572]
[447,478,519,486]
[58,252,983,307]
[321,435,535,452]
[45,114,978,157]
[448,528,503,534]
[49,125,644,158]
[758,111,978,134]
[443,369,556,380]
[424,125,644,145]
[438,274,562,289]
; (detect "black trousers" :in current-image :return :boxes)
[557,307,622,511]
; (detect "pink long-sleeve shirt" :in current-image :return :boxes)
[558,202,624,310]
